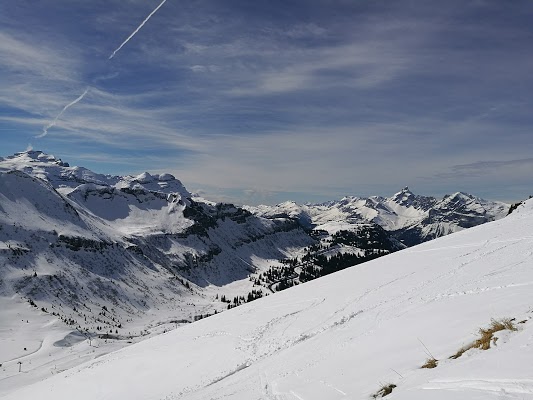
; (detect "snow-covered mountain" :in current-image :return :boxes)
[0,150,516,396]
[0,151,313,340]
[4,193,533,399]
[0,151,509,336]
[249,186,509,245]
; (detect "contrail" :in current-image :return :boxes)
[37,87,89,138]
[37,1,167,138]
[109,0,168,60]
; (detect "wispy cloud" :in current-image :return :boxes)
[0,31,79,82]
[434,158,533,179]
[0,29,82,130]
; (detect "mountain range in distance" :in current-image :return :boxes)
[0,150,509,320]
[249,185,508,245]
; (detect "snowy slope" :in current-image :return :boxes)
[249,187,509,244]
[0,170,98,239]
[4,198,533,400]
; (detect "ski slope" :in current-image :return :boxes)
[3,199,533,399]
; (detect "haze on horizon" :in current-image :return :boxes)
[1,0,532,205]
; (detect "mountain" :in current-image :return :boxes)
[0,151,313,339]
[0,150,513,395]
[4,194,533,399]
[248,186,509,246]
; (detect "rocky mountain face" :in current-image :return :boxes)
[248,186,509,246]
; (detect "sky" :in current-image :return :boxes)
[1,0,532,205]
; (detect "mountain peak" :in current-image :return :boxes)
[398,186,413,195]
[449,191,475,200]
[13,149,50,160]
[135,172,154,184]
[2,150,70,170]
[391,186,415,203]
[0,151,191,199]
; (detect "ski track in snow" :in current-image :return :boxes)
[436,281,533,299]
[2,339,44,364]
[422,379,533,394]
[206,363,250,387]
[407,236,533,253]
[289,390,305,400]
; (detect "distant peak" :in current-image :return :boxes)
[446,191,475,201]
[158,173,176,182]
[135,172,154,184]
[14,149,43,158]
[392,186,414,197]
[8,150,69,167]
[397,186,413,194]
[389,186,418,207]
[278,200,298,207]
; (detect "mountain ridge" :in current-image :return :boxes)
[247,185,508,245]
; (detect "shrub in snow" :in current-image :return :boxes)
[451,318,517,359]
[372,383,396,398]
[421,357,438,369]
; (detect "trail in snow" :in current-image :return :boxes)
[422,379,533,395]
[2,340,44,364]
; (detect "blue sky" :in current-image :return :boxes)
[1,0,532,205]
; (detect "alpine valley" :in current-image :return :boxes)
[0,150,510,394]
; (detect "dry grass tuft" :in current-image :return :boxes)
[450,347,465,359]
[372,383,397,399]
[421,357,438,369]
[450,318,517,359]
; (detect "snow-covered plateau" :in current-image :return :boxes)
[1,150,526,399]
